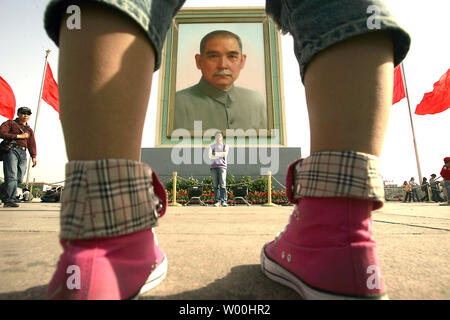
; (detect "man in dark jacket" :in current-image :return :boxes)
[0,107,37,207]
[409,177,420,202]
[429,173,444,203]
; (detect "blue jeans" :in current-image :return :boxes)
[444,181,450,203]
[211,167,227,203]
[431,188,444,202]
[1,147,27,202]
[44,0,410,81]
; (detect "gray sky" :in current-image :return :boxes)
[0,0,449,185]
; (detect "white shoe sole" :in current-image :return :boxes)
[131,255,168,300]
[260,245,388,300]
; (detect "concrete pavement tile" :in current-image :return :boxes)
[0,202,448,300]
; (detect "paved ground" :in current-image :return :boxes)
[0,201,448,300]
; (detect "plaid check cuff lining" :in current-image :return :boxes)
[292,151,385,210]
[60,159,162,240]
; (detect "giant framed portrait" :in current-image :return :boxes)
[155,7,286,146]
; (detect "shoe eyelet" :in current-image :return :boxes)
[287,254,291,262]
[151,191,164,217]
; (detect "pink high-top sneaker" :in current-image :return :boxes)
[46,160,168,300]
[47,229,167,300]
[261,197,387,299]
[261,154,387,299]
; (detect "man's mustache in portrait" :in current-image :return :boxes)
[213,70,233,77]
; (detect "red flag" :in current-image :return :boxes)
[42,62,60,114]
[415,69,450,115]
[0,76,16,119]
[392,65,405,105]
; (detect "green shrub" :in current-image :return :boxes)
[226,173,235,186]
[250,176,268,192]
[237,176,253,187]
[179,176,201,190]
[201,176,214,191]
[165,176,201,192]
[165,178,174,191]
[166,174,271,194]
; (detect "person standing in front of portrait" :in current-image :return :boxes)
[209,131,229,207]
[0,107,37,207]
[174,30,267,131]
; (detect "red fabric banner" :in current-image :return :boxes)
[42,62,60,114]
[415,68,450,115]
[392,65,405,105]
[0,76,16,119]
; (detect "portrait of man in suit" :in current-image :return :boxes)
[174,30,267,132]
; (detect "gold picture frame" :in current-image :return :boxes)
[155,7,286,147]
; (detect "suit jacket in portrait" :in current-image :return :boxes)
[174,77,267,131]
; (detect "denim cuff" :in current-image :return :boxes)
[44,0,185,71]
[266,0,411,82]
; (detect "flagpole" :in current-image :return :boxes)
[25,50,50,188]
[400,62,423,184]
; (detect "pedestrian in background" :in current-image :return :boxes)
[430,174,444,203]
[420,177,430,202]
[440,157,450,205]
[0,107,37,208]
[409,177,420,202]
[209,131,229,207]
[402,181,412,202]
